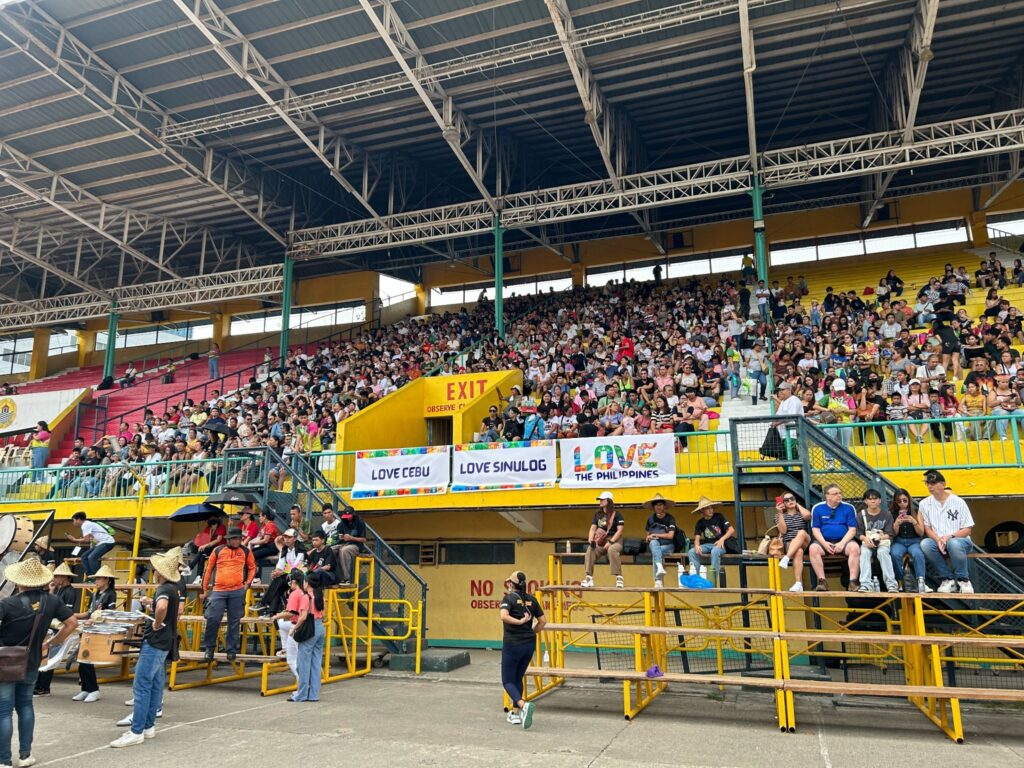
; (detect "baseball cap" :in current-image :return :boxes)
[923,469,945,484]
[777,381,792,391]
[596,491,615,501]
[831,379,846,391]
[504,570,526,586]
[283,528,298,537]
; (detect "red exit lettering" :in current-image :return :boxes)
[445,378,489,402]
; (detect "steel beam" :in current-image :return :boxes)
[290,108,1024,258]
[0,4,293,246]
[861,0,940,227]
[0,264,284,332]
[169,0,384,223]
[0,228,111,299]
[980,57,1024,209]
[544,0,665,255]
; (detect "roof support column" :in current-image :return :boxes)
[278,255,294,366]
[102,302,118,381]
[28,327,50,381]
[739,0,768,284]
[494,217,504,340]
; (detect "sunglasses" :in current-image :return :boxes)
[782,496,795,502]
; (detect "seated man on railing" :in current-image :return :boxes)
[808,484,861,592]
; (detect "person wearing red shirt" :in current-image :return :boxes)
[249,509,281,563]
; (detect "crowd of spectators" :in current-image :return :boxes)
[34,249,1024,498]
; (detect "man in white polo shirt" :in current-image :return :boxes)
[918,469,974,594]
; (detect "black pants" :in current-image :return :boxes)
[501,641,535,705]
[35,670,53,693]
[259,575,288,612]
[79,662,98,693]
[250,543,278,563]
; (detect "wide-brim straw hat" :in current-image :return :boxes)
[643,493,675,510]
[51,562,76,578]
[91,564,117,580]
[34,536,49,549]
[691,495,722,515]
[150,547,184,582]
[4,558,55,588]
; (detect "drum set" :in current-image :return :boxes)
[0,514,37,598]
[42,610,149,671]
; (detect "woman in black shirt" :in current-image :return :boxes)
[73,564,118,702]
[499,571,545,730]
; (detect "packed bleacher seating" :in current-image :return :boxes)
[10,245,1024,499]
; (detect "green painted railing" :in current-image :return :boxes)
[3,415,1023,504]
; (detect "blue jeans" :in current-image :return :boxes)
[649,539,675,577]
[890,537,926,580]
[130,642,169,735]
[82,542,115,575]
[294,618,325,701]
[688,542,724,572]
[749,370,767,401]
[203,588,246,653]
[0,669,37,764]
[501,641,535,705]
[30,447,48,482]
[209,356,220,379]
[921,536,972,581]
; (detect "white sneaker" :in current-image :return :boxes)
[117,708,162,727]
[857,582,871,592]
[779,555,791,569]
[110,731,145,748]
[615,576,625,589]
[72,691,89,702]
[789,582,803,592]
[84,691,100,703]
[918,578,932,593]
[191,576,202,585]
[143,727,155,739]
[886,581,901,593]
[506,711,521,725]
[580,575,594,588]
[18,756,36,767]
[937,579,956,593]
[688,565,697,576]
[958,580,975,594]
[124,698,134,706]
[654,563,666,578]
[654,579,663,590]
[699,566,707,579]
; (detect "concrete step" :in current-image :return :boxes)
[715,397,772,451]
[389,647,470,673]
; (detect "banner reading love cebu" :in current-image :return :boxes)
[351,445,451,499]
[451,440,557,492]
[558,433,677,488]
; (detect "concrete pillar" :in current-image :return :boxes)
[966,211,989,247]
[210,312,231,350]
[414,283,428,315]
[76,330,96,370]
[570,262,585,286]
[28,327,50,381]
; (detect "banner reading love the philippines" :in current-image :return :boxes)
[451,440,557,492]
[558,433,677,488]
[351,445,451,499]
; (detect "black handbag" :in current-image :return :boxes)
[622,538,645,556]
[0,595,46,683]
[292,595,315,643]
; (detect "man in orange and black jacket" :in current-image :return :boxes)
[200,528,256,661]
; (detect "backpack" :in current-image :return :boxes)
[672,527,691,552]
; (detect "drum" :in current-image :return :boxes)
[0,515,34,557]
[78,624,132,666]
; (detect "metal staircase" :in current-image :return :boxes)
[730,415,1024,602]
[219,447,427,651]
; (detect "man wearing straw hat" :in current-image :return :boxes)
[33,562,80,698]
[687,496,737,586]
[110,548,182,749]
[0,558,78,768]
[643,493,678,589]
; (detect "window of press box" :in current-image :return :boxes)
[380,543,421,566]
[440,542,515,565]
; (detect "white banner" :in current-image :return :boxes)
[351,445,450,499]
[451,440,557,492]
[0,388,87,433]
[558,433,677,488]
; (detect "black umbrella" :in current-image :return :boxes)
[204,490,260,507]
[170,503,225,522]
[203,423,237,438]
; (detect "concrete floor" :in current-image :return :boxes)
[20,651,1024,768]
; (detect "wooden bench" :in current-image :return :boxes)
[783,678,1024,703]
[526,665,783,690]
[177,651,279,664]
[544,621,775,642]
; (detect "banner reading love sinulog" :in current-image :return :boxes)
[558,433,677,488]
[351,445,451,499]
[451,440,557,492]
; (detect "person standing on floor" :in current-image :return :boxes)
[499,571,545,730]
[0,559,77,768]
[33,562,80,698]
[208,342,221,380]
[582,492,625,589]
[643,493,677,589]
[72,564,118,703]
[200,528,256,662]
[290,570,328,703]
[110,548,182,748]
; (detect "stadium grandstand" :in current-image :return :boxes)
[1,0,1024,755]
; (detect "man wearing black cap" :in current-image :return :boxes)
[335,507,368,585]
[919,470,975,594]
[200,527,256,661]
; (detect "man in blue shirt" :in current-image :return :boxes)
[808,484,861,592]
